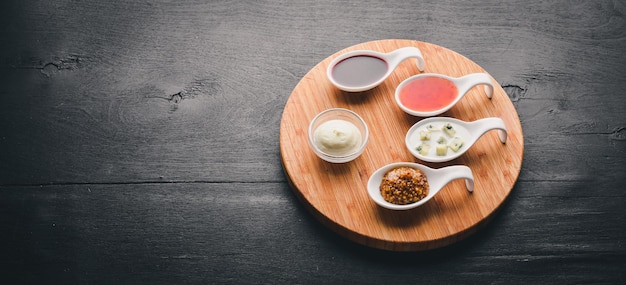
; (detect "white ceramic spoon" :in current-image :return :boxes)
[395,73,494,117]
[405,117,507,163]
[367,162,474,210]
[327,47,425,92]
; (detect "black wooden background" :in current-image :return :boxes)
[1,0,625,283]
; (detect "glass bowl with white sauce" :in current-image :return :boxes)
[308,108,369,163]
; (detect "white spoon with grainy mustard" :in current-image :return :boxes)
[367,162,474,210]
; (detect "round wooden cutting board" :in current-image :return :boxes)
[279,39,524,251]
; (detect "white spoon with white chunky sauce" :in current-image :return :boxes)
[405,117,508,163]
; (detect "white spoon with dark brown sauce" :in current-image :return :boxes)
[327,47,425,92]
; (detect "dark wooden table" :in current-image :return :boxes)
[1,1,624,283]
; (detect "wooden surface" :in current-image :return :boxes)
[1,0,625,283]
[280,39,524,251]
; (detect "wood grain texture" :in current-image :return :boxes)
[280,40,523,251]
[0,0,625,283]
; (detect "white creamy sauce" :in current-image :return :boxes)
[313,119,362,156]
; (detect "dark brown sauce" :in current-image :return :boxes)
[331,55,388,88]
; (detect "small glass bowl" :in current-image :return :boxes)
[308,108,369,163]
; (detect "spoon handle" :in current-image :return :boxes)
[470,117,508,144]
[385,47,425,72]
[455,73,494,99]
[433,165,475,193]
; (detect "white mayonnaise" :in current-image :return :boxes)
[313,119,362,156]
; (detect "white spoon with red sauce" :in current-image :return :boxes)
[395,73,494,117]
[327,47,425,92]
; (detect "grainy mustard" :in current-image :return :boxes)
[380,167,429,205]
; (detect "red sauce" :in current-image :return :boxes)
[399,77,458,112]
